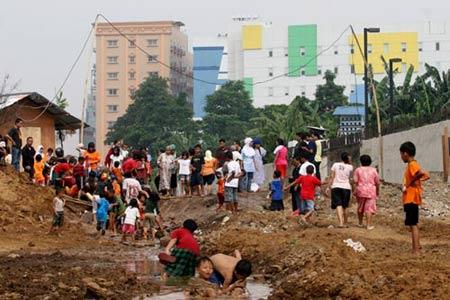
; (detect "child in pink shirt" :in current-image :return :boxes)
[354,155,380,230]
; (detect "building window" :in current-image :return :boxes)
[401,42,407,52]
[402,63,407,73]
[129,87,136,97]
[334,66,339,74]
[148,71,158,77]
[107,56,118,64]
[107,105,118,113]
[317,67,322,75]
[383,43,390,53]
[107,89,118,96]
[300,46,306,56]
[300,68,306,76]
[147,55,158,63]
[334,46,338,55]
[107,72,118,80]
[129,39,136,48]
[301,91,306,96]
[284,87,289,96]
[268,87,274,97]
[268,67,274,77]
[436,42,440,51]
[129,55,135,64]
[418,42,423,52]
[268,50,273,57]
[350,65,355,74]
[107,40,118,48]
[107,121,116,129]
[284,48,288,57]
[129,71,135,80]
[367,44,373,54]
[350,45,354,54]
[147,39,158,47]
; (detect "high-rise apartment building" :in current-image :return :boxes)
[95,21,193,156]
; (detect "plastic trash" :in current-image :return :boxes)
[343,238,366,252]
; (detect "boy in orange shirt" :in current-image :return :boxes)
[399,141,429,255]
[84,142,101,172]
[34,154,46,186]
[216,171,225,211]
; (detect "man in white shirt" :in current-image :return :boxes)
[224,151,243,213]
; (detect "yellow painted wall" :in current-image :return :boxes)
[242,25,262,50]
[349,32,419,74]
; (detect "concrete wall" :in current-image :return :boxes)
[361,120,450,184]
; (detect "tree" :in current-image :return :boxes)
[107,76,199,156]
[203,81,255,141]
[55,91,68,110]
[315,70,348,113]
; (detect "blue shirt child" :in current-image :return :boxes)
[270,179,283,201]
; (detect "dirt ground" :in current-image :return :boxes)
[1,165,449,299]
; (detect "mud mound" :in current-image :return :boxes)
[0,252,159,299]
[0,166,55,231]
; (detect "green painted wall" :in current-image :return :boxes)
[243,77,253,98]
[288,25,317,77]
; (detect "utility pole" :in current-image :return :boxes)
[363,27,380,135]
[389,58,402,123]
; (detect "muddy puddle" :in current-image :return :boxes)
[121,247,272,299]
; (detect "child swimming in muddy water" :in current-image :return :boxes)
[185,257,220,298]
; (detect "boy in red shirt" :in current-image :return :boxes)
[285,165,322,224]
[163,219,200,278]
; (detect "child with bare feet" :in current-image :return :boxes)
[399,141,429,255]
[354,155,380,230]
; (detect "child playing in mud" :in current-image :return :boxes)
[33,154,45,186]
[95,195,109,236]
[122,198,140,243]
[224,151,244,213]
[185,257,220,298]
[210,250,252,295]
[163,219,200,279]
[142,188,162,241]
[49,187,65,235]
[269,170,284,211]
[285,165,322,224]
[353,155,380,230]
[399,141,429,255]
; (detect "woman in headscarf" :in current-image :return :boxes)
[201,150,217,196]
[35,145,46,161]
[157,146,175,196]
[241,137,256,192]
[253,139,267,190]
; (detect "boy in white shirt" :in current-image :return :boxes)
[224,151,244,213]
[178,151,191,197]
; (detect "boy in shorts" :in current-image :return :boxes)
[49,187,65,235]
[400,141,429,255]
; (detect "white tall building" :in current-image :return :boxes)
[193,18,450,113]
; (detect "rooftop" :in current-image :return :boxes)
[0,92,87,130]
[333,105,366,117]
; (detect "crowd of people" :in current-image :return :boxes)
[0,117,430,295]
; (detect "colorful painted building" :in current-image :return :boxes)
[193,18,450,112]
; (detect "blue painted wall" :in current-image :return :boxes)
[193,47,226,118]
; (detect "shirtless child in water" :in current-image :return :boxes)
[209,250,252,295]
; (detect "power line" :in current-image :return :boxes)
[16,15,99,121]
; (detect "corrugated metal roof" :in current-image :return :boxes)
[333,105,365,117]
[0,92,87,130]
